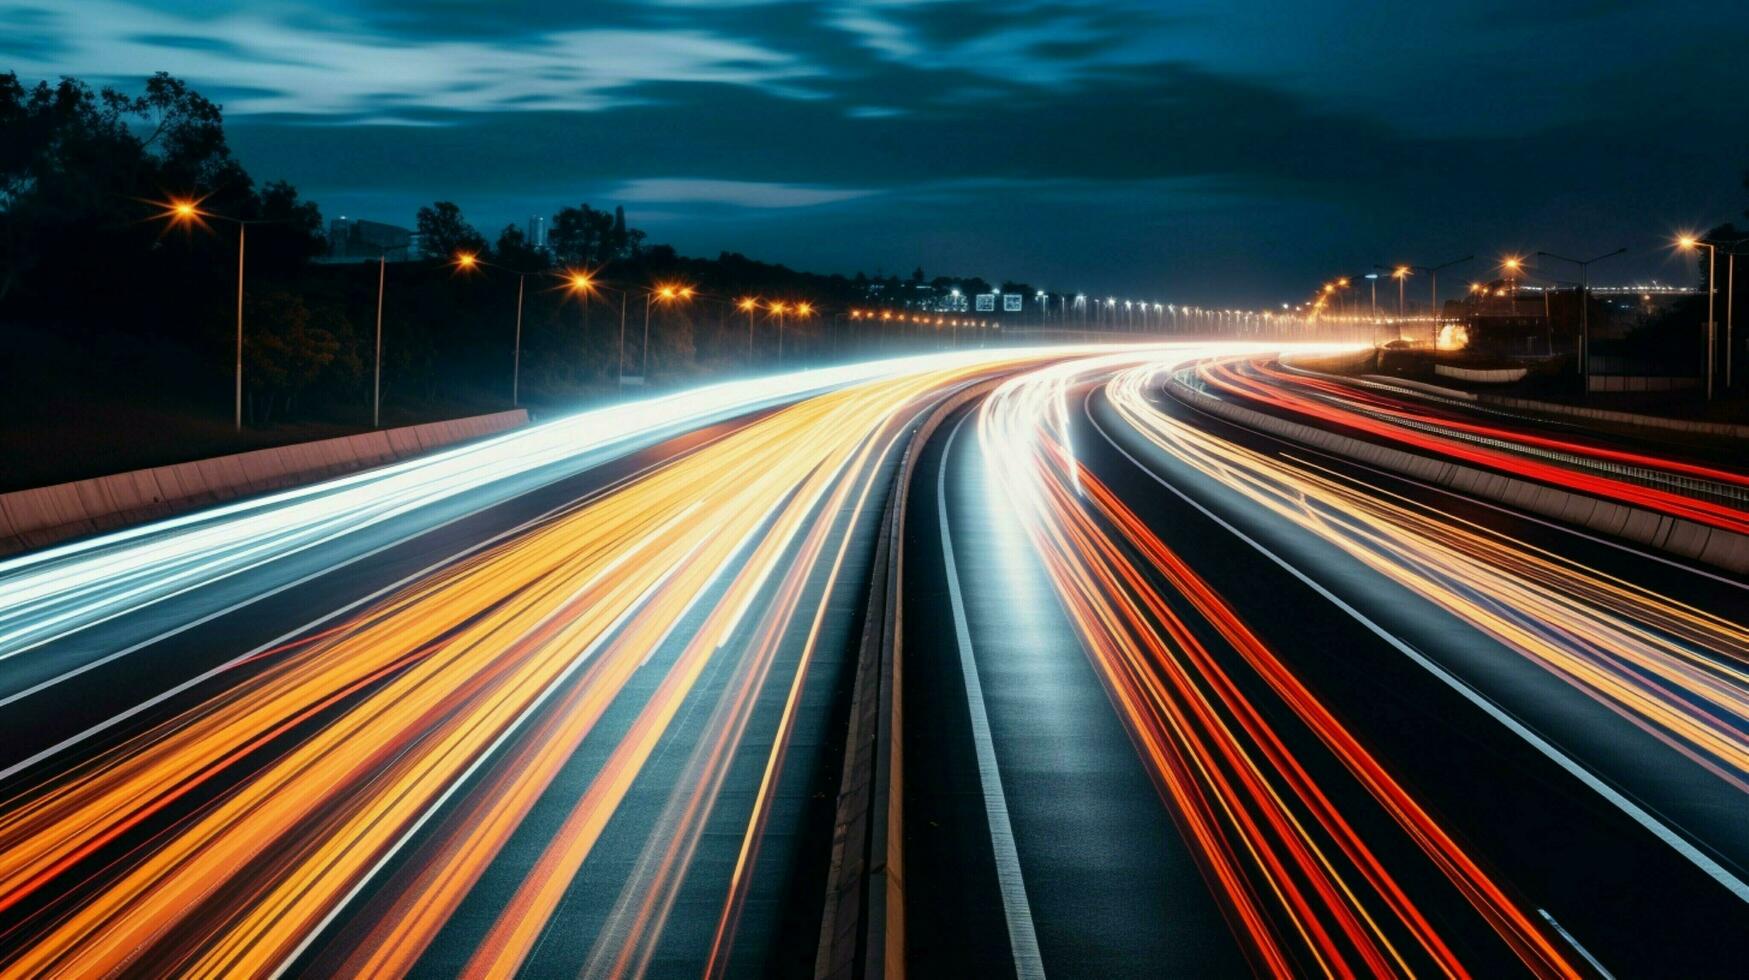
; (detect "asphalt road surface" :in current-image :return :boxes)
[2,345,1744,978]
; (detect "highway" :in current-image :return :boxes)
[1,345,1744,977]
[904,348,1748,978]
[0,353,1053,976]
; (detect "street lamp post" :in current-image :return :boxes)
[512,272,525,406]
[155,198,281,430]
[373,255,385,427]
[770,303,788,361]
[1678,236,1720,400]
[1414,256,1473,344]
[451,252,529,408]
[641,284,694,382]
[738,297,759,364]
[1536,248,1625,387]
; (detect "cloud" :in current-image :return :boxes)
[613,178,878,208]
[1,0,817,118]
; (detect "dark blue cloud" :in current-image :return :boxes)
[6,0,1747,301]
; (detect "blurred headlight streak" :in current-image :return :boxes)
[0,354,1064,975]
[0,352,1048,673]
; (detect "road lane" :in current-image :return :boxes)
[905,346,1745,977]
[904,398,1248,977]
[0,357,1049,976]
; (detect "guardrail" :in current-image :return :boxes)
[1168,375,1749,575]
[0,409,528,555]
[1280,353,1749,440]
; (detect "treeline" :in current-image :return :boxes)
[0,72,1023,430]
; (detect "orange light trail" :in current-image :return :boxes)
[0,357,1046,977]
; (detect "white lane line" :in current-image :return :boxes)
[1537,909,1615,979]
[1084,390,1749,905]
[0,424,756,785]
[938,414,1047,980]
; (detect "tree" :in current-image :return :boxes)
[249,179,327,270]
[415,201,487,261]
[0,72,247,302]
[239,290,346,423]
[494,223,547,270]
[549,203,614,266]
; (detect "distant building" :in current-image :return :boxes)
[1446,281,1551,356]
[526,214,546,249]
[324,217,415,263]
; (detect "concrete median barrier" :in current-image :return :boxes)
[1167,376,1749,575]
[0,409,528,555]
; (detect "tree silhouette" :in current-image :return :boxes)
[494,223,547,270]
[415,201,487,261]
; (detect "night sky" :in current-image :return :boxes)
[8,0,1748,303]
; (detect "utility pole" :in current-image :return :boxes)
[373,255,385,428]
[235,224,246,430]
[511,273,524,407]
[1537,248,1625,389]
[617,291,628,390]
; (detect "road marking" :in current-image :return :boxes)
[1084,390,1749,905]
[1537,909,1615,979]
[938,414,1047,980]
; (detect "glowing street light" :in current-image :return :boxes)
[738,296,760,362]
[1392,265,1412,322]
[1677,234,1720,399]
[452,251,532,407]
[639,281,693,383]
[150,195,270,430]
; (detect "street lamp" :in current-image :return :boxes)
[641,282,692,383]
[738,296,760,362]
[1501,255,1524,296]
[1536,248,1625,387]
[1411,256,1473,344]
[1678,235,1720,400]
[450,251,532,409]
[153,196,276,430]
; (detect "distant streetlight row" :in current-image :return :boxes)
[150,195,851,424]
[1309,235,1744,399]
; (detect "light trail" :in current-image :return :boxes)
[0,357,1048,976]
[977,348,1578,978]
[0,352,1043,681]
[1196,358,1749,533]
[1113,360,1749,799]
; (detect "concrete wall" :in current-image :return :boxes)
[1168,378,1749,575]
[1279,353,1749,440]
[0,409,528,555]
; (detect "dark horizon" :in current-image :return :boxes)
[6,0,1747,304]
